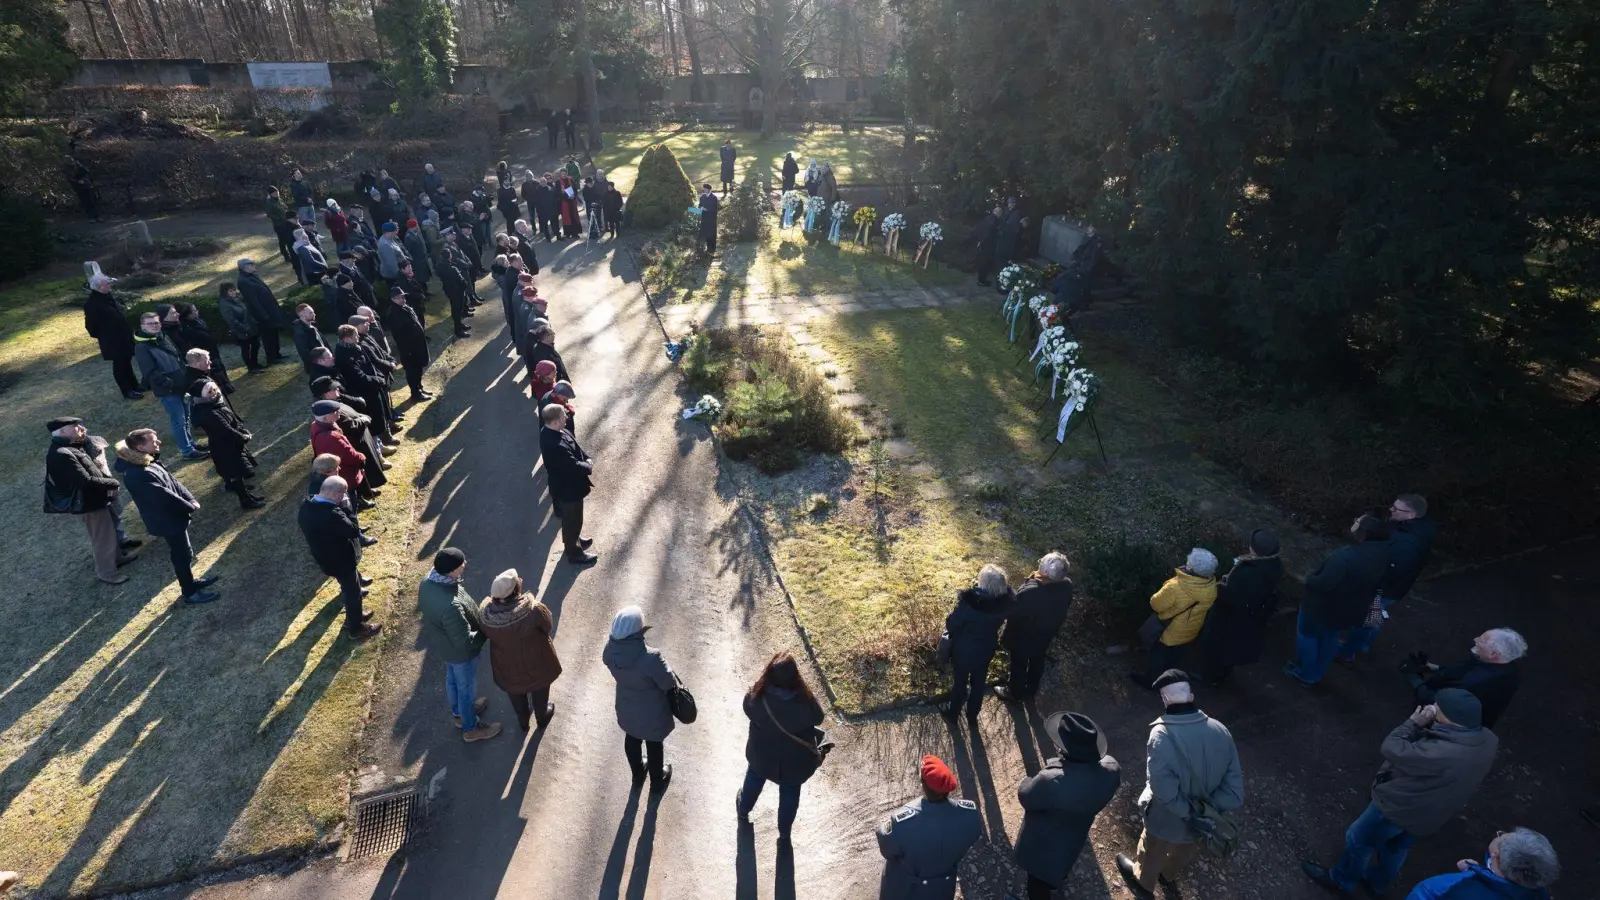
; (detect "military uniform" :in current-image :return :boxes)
[876,797,982,900]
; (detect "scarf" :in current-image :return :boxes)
[424,569,458,586]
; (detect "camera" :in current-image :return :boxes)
[1397,651,1430,675]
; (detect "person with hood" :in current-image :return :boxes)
[188,379,265,510]
[1134,549,1219,688]
[294,228,328,286]
[735,651,826,842]
[994,551,1074,703]
[970,205,1002,286]
[421,162,443,198]
[1012,711,1121,900]
[402,220,432,283]
[1339,493,1440,663]
[217,282,264,374]
[720,139,738,194]
[418,547,503,742]
[781,152,799,192]
[173,302,234,395]
[325,200,351,253]
[289,169,314,222]
[480,568,562,732]
[602,605,677,789]
[292,303,327,375]
[45,416,136,585]
[298,474,381,641]
[133,312,206,460]
[1403,828,1559,900]
[1285,513,1392,686]
[386,288,432,401]
[1301,690,1499,897]
[941,563,1014,720]
[803,159,820,197]
[235,259,289,364]
[698,184,720,254]
[1201,529,1284,685]
[114,428,220,604]
[83,273,142,399]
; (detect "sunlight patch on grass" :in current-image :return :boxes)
[594,127,902,194]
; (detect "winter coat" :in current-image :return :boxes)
[341,262,376,309]
[1416,659,1521,730]
[45,435,120,513]
[178,317,224,364]
[83,290,135,359]
[1203,554,1283,667]
[969,213,999,253]
[293,320,327,373]
[1014,754,1121,887]
[720,144,737,182]
[698,190,720,239]
[514,300,547,345]
[377,235,409,280]
[479,593,562,694]
[944,587,1014,669]
[113,443,197,538]
[325,209,349,245]
[298,497,362,575]
[1370,720,1498,836]
[1139,708,1245,843]
[421,170,444,196]
[267,196,290,229]
[334,341,385,398]
[743,688,825,786]
[296,242,328,284]
[310,419,365,488]
[386,302,429,365]
[190,397,255,482]
[1405,860,1552,900]
[781,156,798,191]
[1149,570,1216,646]
[403,230,432,281]
[1001,576,1074,653]
[290,179,312,207]
[497,184,520,219]
[1384,516,1438,600]
[539,426,592,502]
[602,634,677,742]
[218,292,257,340]
[236,270,285,328]
[1304,540,1392,630]
[418,576,486,664]
[132,331,185,396]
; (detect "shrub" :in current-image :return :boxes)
[0,195,54,280]
[719,175,771,244]
[1076,535,1171,639]
[628,143,695,230]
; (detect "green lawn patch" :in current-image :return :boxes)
[594,127,902,194]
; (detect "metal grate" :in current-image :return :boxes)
[343,786,424,861]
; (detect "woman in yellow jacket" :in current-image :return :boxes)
[1133,548,1219,688]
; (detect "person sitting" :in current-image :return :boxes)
[1409,628,1526,729]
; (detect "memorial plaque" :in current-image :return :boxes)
[1039,215,1092,266]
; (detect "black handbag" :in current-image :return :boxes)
[763,696,834,764]
[43,472,83,515]
[668,676,698,724]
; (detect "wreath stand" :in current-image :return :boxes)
[1044,408,1108,466]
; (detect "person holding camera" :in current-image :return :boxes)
[1407,628,1526,729]
[1301,689,1499,897]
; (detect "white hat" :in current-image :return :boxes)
[89,273,117,290]
[609,605,645,640]
[490,568,519,600]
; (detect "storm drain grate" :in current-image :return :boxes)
[343,786,424,861]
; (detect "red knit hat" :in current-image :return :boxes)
[920,754,957,793]
[518,271,535,283]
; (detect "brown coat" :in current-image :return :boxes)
[479,593,562,694]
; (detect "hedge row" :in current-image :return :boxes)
[39,86,491,121]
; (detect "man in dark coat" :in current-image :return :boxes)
[534,176,560,241]
[83,274,142,399]
[438,229,473,338]
[338,253,377,310]
[970,205,1001,286]
[189,379,265,509]
[994,198,1023,275]
[995,552,1074,702]
[1201,529,1284,684]
[298,475,381,641]
[1284,514,1391,686]
[133,312,206,460]
[781,152,799,192]
[1409,628,1525,729]
[266,187,295,262]
[334,325,395,442]
[46,416,135,585]
[545,110,561,150]
[602,185,624,238]
[698,184,720,254]
[113,429,220,604]
[876,754,982,900]
[401,222,432,283]
[1013,712,1120,900]
[520,319,569,383]
[292,303,327,374]
[1339,493,1439,663]
[385,288,432,401]
[538,404,597,565]
[720,140,737,194]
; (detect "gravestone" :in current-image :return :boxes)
[1039,215,1092,266]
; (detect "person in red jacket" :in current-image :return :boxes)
[309,399,369,503]
[325,200,351,254]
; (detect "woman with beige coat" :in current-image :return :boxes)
[480,568,562,731]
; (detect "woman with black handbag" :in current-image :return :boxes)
[736,652,830,843]
[603,606,678,791]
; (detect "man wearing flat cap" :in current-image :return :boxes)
[1115,669,1243,899]
[876,754,981,899]
[1010,712,1121,900]
[1301,688,1498,897]
[45,416,139,585]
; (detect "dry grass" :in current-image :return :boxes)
[0,217,460,896]
[592,127,903,194]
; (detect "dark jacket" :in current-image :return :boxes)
[298,496,362,575]
[944,587,1014,668]
[386,302,430,364]
[602,634,677,742]
[743,688,825,786]
[1417,658,1521,730]
[1384,516,1438,600]
[293,319,327,373]
[419,575,486,664]
[1203,554,1284,667]
[698,190,720,238]
[218,292,257,340]
[1303,540,1392,630]
[132,331,185,396]
[422,170,444,196]
[113,443,197,537]
[603,188,624,222]
[781,155,798,191]
[236,270,285,328]
[83,290,135,359]
[720,143,737,181]
[296,242,329,284]
[539,426,592,502]
[1370,720,1498,836]
[178,317,224,363]
[46,435,120,513]
[1014,754,1121,887]
[334,340,386,395]
[522,338,569,382]
[402,230,433,282]
[190,396,255,482]
[289,178,312,207]
[969,213,1000,254]
[480,594,562,694]
[1001,576,1073,652]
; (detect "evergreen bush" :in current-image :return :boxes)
[627,143,695,230]
[719,175,771,244]
[0,196,53,280]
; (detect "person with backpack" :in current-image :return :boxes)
[1114,669,1244,899]
[735,652,828,842]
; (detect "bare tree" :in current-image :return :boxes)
[692,0,823,137]
[677,0,704,100]
[571,0,603,149]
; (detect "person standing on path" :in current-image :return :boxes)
[133,312,207,460]
[298,475,381,641]
[1338,493,1438,664]
[113,429,221,605]
[602,605,677,790]
[83,274,142,399]
[994,551,1074,703]
[1008,711,1121,900]
[385,288,433,402]
[720,139,738,194]
[698,184,721,254]
[290,169,314,222]
[1114,670,1244,899]
[520,318,569,383]
[736,652,827,842]
[420,548,503,743]
[480,568,561,732]
[1285,513,1392,686]
[45,417,137,585]
[875,754,982,900]
[1301,690,1499,897]
[941,564,1014,720]
[236,259,290,365]
[539,404,598,565]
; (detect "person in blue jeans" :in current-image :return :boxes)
[418,548,503,743]
[1337,494,1438,664]
[1403,827,1559,899]
[736,652,826,842]
[1283,514,1390,685]
[1302,690,1499,896]
[131,312,206,460]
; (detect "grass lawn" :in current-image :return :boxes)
[0,219,459,896]
[592,127,902,194]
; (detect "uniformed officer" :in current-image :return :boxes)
[876,754,983,900]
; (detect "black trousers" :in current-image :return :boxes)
[507,686,552,730]
[166,530,196,595]
[1144,641,1190,685]
[333,567,366,634]
[556,498,584,555]
[275,228,296,263]
[547,129,558,150]
[624,736,665,780]
[443,279,468,329]
[976,252,995,285]
[401,353,428,395]
[1026,874,1053,900]
[1006,642,1050,697]
[237,337,262,369]
[261,327,284,360]
[948,658,990,717]
[111,353,139,394]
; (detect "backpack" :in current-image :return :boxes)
[1159,725,1241,858]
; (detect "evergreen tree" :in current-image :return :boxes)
[375,0,458,104]
[0,0,77,117]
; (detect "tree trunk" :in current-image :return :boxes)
[99,0,132,56]
[141,0,171,54]
[662,0,680,77]
[278,0,298,57]
[678,0,703,101]
[572,0,604,149]
[79,0,108,57]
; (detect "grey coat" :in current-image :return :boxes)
[1370,720,1498,836]
[1014,755,1121,887]
[218,292,257,339]
[1138,709,1245,843]
[602,634,676,742]
[876,797,982,900]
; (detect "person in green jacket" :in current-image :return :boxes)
[419,547,503,742]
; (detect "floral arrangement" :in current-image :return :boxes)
[804,195,826,231]
[781,190,807,229]
[852,206,877,244]
[1056,369,1102,442]
[914,220,943,267]
[828,201,850,245]
[880,213,907,257]
[998,264,1028,292]
[681,394,722,424]
[880,213,906,234]
[832,200,851,220]
[664,339,685,362]
[919,221,943,243]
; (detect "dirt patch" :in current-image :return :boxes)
[70,109,217,143]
